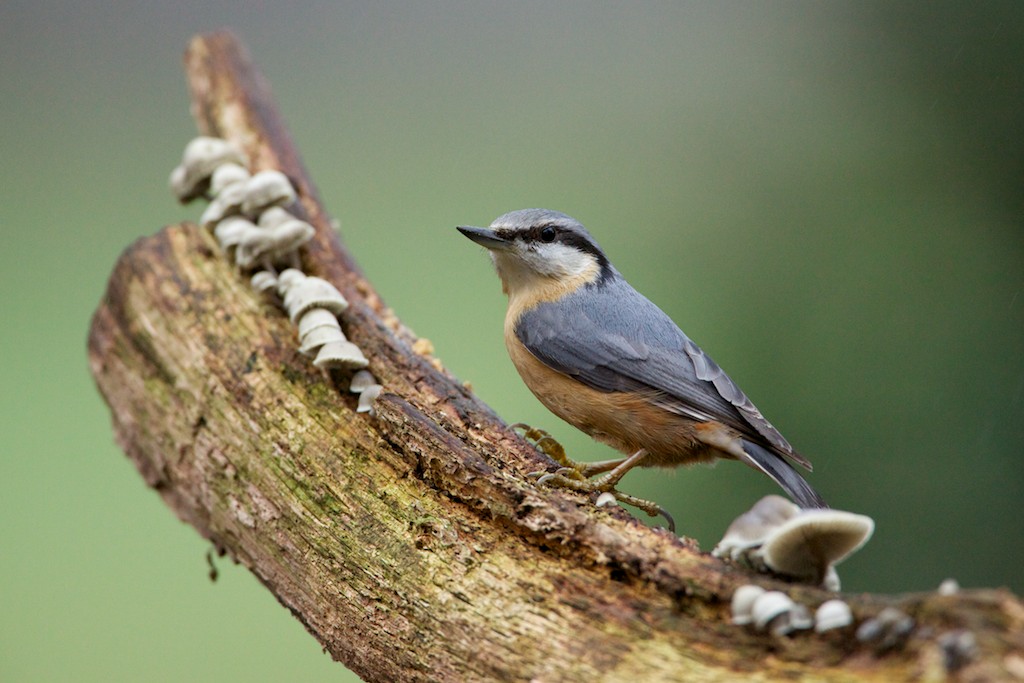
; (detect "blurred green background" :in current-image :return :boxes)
[2,2,1021,681]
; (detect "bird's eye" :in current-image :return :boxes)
[539,226,557,242]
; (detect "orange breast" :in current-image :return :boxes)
[504,323,726,468]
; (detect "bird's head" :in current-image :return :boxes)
[457,209,612,297]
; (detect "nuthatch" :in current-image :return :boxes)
[457,209,826,516]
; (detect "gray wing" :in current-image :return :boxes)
[516,277,810,468]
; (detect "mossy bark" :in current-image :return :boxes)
[86,31,1024,682]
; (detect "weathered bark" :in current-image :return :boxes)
[87,31,1024,682]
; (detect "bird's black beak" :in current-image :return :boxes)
[457,225,510,251]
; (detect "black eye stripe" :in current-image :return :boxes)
[495,221,614,283]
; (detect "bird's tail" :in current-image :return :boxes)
[740,439,828,509]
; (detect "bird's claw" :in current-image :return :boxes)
[512,423,570,466]
[532,469,676,532]
[515,423,674,532]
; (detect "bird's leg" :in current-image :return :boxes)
[606,491,676,533]
[584,448,650,490]
[512,423,583,479]
[514,423,628,477]
[524,445,675,530]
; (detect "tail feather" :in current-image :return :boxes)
[740,439,828,509]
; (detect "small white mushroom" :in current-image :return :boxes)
[298,326,347,356]
[814,599,854,633]
[232,223,275,268]
[937,578,960,596]
[349,369,377,394]
[751,591,795,631]
[213,216,257,250]
[170,136,248,202]
[713,495,800,561]
[297,308,342,338]
[276,268,307,295]
[856,607,914,652]
[730,584,766,625]
[313,340,368,370]
[235,220,315,270]
[594,492,618,508]
[210,162,250,196]
[356,383,383,414]
[270,217,316,250]
[169,165,189,200]
[240,170,297,216]
[284,277,349,322]
[760,509,874,586]
[200,179,249,226]
[182,136,247,170]
[257,206,295,229]
[250,270,278,294]
[769,603,814,637]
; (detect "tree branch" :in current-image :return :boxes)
[87,30,1024,682]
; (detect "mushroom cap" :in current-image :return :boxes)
[199,182,247,227]
[730,584,766,625]
[761,509,875,583]
[257,206,295,229]
[172,137,248,202]
[313,340,368,370]
[348,369,378,394]
[267,220,315,254]
[276,268,307,295]
[751,591,795,630]
[356,384,383,413]
[814,599,854,633]
[250,270,278,294]
[210,163,251,196]
[713,495,800,560]
[770,603,813,636]
[240,170,297,216]
[213,216,257,249]
[298,326,347,356]
[297,308,342,338]
[284,277,349,322]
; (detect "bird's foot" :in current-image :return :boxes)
[511,423,575,471]
[531,471,674,531]
[513,425,675,532]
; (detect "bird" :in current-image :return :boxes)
[456,208,827,520]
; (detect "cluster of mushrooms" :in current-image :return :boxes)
[717,495,874,635]
[720,496,976,672]
[169,137,381,413]
[712,495,874,591]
